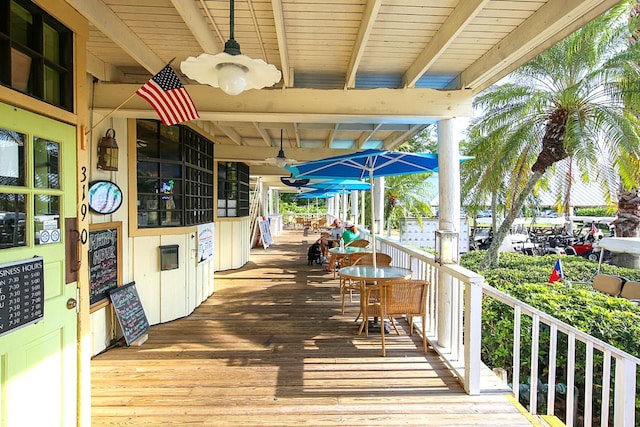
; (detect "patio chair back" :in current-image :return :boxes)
[352,253,392,266]
[364,279,429,357]
[592,274,624,296]
[620,280,640,302]
[346,239,369,248]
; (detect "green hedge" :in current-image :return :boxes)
[461,251,640,424]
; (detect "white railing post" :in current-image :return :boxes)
[614,357,636,426]
[464,277,483,394]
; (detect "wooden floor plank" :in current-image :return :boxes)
[91,229,534,426]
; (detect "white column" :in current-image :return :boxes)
[373,176,385,234]
[437,118,461,349]
[350,190,359,224]
[259,181,268,217]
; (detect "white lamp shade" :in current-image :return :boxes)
[181,52,281,94]
[275,156,288,168]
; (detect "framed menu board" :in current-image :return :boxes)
[109,281,149,346]
[89,222,122,311]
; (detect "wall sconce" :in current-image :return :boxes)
[434,230,459,265]
[97,128,119,171]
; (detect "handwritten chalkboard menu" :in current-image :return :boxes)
[109,281,149,345]
[0,257,44,338]
[89,223,121,307]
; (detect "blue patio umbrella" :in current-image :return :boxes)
[296,189,339,199]
[286,149,471,266]
[307,178,371,191]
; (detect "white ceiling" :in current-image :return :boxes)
[66,0,621,189]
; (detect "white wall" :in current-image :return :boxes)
[89,116,216,355]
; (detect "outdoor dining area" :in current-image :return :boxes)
[90,228,534,426]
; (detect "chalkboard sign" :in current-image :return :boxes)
[89,222,121,308]
[109,281,149,345]
[0,257,44,338]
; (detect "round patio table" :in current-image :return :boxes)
[337,265,412,334]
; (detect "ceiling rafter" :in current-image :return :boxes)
[170,0,220,54]
[199,0,225,44]
[403,0,489,88]
[326,123,340,149]
[271,0,291,87]
[356,123,382,149]
[254,123,273,146]
[383,124,428,150]
[458,0,619,93]
[65,0,164,74]
[216,123,243,145]
[345,0,382,89]
[247,0,270,62]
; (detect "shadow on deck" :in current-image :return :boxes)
[91,229,536,426]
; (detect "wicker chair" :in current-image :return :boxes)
[363,279,429,357]
[340,253,392,316]
[346,239,369,248]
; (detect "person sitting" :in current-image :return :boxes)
[342,221,360,244]
[326,220,360,273]
[319,219,344,259]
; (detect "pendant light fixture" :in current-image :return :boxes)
[180,0,281,95]
[267,129,295,168]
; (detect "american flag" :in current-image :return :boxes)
[136,65,199,126]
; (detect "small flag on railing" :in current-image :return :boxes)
[590,222,598,235]
[548,259,565,283]
[136,65,199,126]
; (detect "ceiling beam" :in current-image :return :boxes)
[253,123,273,146]
[383,124,428,150]
[271,0,291,87]
[356,123,382,149]
[215,124,243,145]
[458,0,619,93]
[403,0,489,88]
[345,0,382,89]
[93,85,472,122]
[169,0,220,54]
[326,124,340,149]
[64,0,165,74]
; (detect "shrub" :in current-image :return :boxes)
[461,251,640,424]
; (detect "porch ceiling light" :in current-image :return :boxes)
[180,0,280,95]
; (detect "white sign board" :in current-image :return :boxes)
[258,219,273,249]
[399,218,469,253]
[197,223,214,263]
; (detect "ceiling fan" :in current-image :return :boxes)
[266,129,296,168]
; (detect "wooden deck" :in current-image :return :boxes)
[91,229,536,426]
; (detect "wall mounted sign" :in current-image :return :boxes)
[87,180,123,214]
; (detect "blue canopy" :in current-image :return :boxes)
[296,189,339,199]
[285,149,442,180]
[307,178,370,191]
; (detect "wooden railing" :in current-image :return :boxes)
[360,229,639,426]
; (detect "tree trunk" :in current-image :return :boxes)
[480,109,569,270]
[480,171,544,269]
[612,185,640,268]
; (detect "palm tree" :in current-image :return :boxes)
[383,173,435,235]
[465,1,640,270]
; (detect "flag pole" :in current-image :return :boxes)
[85,57,177,136]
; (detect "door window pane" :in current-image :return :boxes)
[0,129,26,186]
[0,193,26,249]
[34,194,59,245]
[34,137,60,189]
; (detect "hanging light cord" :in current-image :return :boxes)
[224,0,241,55]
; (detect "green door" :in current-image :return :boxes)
[0,104,78,426]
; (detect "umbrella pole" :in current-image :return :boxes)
[370,169,377,269]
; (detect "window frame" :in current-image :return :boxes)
[0,0,74,111]
[217,161,249,218]
[132,119,214,232]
